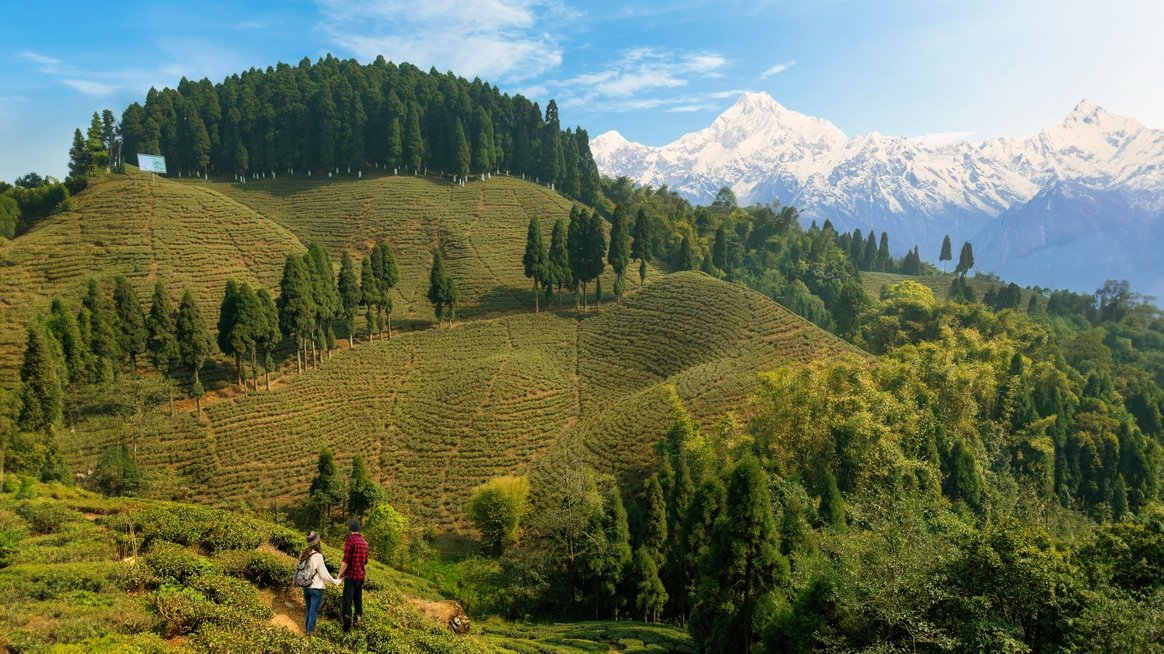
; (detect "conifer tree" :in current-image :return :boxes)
[337,252,360,348]
[19,325,63,435]
[147,281,179,411]
[47,298,89,386]
[428,251,450,325]
[360,256,377,342]
[634,546,667,623]
[677,234,697,271]
[235,283,262,391]
[217,280,243,384]
[347,456,382,518]
[631,208,652,284]
[818,470,845,527]
[176,290,212,414]
[955,241,975,275]
[878,232,891,272]
[305,243,339,362]
[608,205,631,299]
[549,217,570,308]
[278,255,315,373]
[566,207,587,308]
[691,456,787,654]
[586,211,607,307]
[404,104,424,171]
[453,118,470,179]
[940,234,953,272]
[863,231,878,271]
[86,112,110,173]
[372,241,399,338]
[112,276,147,372]
[523,216,548,312]
[83,279,121,381]
[642,474,668,565]
[254,288,281,391]
[309,448,346,522]
[597,485,632,617]
[68,129,90,180]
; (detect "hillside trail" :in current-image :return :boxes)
[262,587,306,636]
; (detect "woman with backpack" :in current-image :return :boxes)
[296,531,341,635]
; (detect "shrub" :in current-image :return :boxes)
[14,500,75,535]
[144,542,217,583]
[194,623,331,654]
[269,526,303,557]
[188,573,273,620]
[151,586,222,638]
[467,476,530,556]
[365,502,409,566]
[216,549,294,589]
[89,445,144,497]
[117,559,161,592]
[5,561,119,600]
[201,520,265,554]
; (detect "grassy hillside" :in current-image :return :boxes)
[0,172,644,389]
[861,270,1023,303]
[0,483,690,652]
[0,173,303,388]
[59,273,861,531]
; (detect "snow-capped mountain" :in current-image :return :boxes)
[591,92,1164,295]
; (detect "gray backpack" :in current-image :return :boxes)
[293,556,315,587]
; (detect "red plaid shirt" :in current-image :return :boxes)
[342,533,369,581]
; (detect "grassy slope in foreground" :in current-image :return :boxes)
[0,483,690,653]
[61,272,861,530]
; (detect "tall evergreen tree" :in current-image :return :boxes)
[360,256,378,342]
[176,290,211,413]
[47,298,89,386]
[112,276,147,372]
[452,118,470,179]
[68,129,90,180]
[608,205,631,299]
[428,250,450,325]
[217,280,244,385]
[86,112,110,173]
[254,288,281,391]
[878,232,891,272]
[642,474,668,565]
[347,455,382,518]
[523,216,548,312]
[634,546,667,623]
[234,283,262,391]
[83,279,121,381]
[631,207,652,284]
[19,325,63,435]
[309,448,346,522]
[304,243,339,362]
[956,241,976,275]
[677,234,697,271]
[818,469,845,527]
[691,456,787,654]
[147,281,179,411]
[597,485,633,618]
[372,241,400,338]
[548,217,570,308]
[940,234,953,272]
[278,255,316,373]
[337,252,360,348]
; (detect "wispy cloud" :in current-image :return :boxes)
[761,60,795,78]
[17,50,61,66]
[316,0,569,82]
[62,79,117,96]
[558,47,729,111]
[911,130,975,145]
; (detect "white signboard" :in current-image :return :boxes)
[138,154,167,174]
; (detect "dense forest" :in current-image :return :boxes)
[117,55,601,202]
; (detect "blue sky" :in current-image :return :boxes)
[3,0,1163,182]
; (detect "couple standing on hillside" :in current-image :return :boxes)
[298,518,369,636]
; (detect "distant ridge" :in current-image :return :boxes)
[592,93,1164,295]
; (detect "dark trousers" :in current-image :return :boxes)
[342,578,364,630]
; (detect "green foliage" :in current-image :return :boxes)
[145,542,218,583]
[633,546,667,623]
[346,455,382,518]
[175,289,212,386]
[364,502,409,567]
[90,445,143,497]
[309,448,346,521]
[468,475,530,556]
[19,323,63,434]
[523,215,548,311]
[215,548,295,589]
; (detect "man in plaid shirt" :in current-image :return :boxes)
[338,518,369,631]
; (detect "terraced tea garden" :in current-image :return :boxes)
[58,273,862,531]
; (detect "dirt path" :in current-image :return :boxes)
[263,588,306,636]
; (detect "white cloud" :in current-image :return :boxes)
[557,47,728,110]
[316,0,567,81]
[16,50,61,66]
[761,60,795,78]
[62,79,117,96]
[517,84,548,98]
[911,130,975,145]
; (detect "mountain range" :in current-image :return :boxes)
[591,92,1164,296]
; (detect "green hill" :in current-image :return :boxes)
[0,171,641,389]
[58,272,860,530]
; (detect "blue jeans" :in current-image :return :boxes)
[303,587,324,635]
